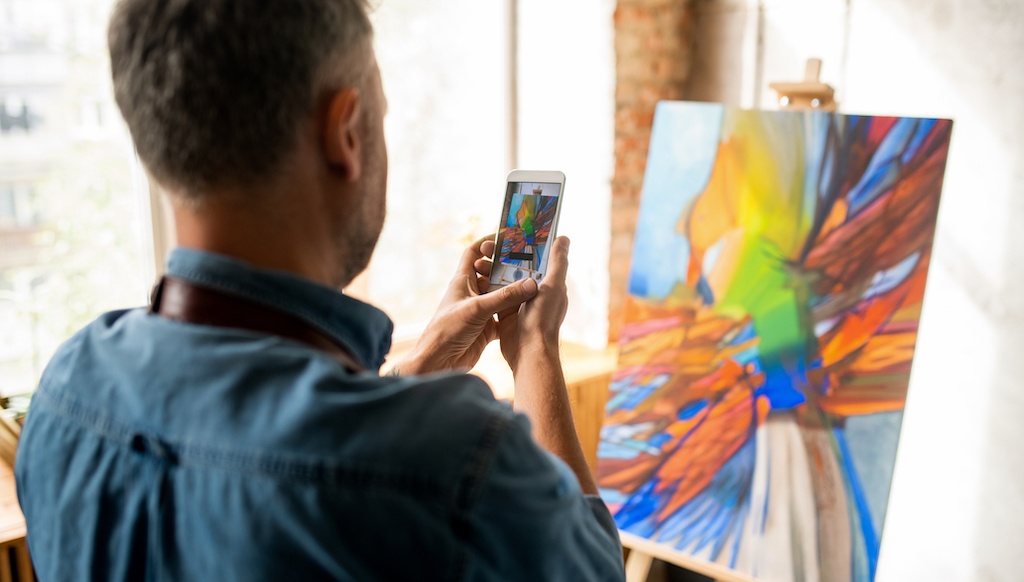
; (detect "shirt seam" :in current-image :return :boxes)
[30,385,447,496]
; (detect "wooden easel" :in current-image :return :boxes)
[767,58,836,111]
[621,531,758,582]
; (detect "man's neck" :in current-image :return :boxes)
[171,192,341,289]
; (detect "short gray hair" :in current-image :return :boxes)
[108,0,373,202]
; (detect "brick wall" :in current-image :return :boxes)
[609,0,694,342]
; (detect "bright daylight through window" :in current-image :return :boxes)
[354,1,507,337]
[0,0,150,418]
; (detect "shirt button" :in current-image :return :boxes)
[130,434,147,453]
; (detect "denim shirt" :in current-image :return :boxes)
[16,248,624,581]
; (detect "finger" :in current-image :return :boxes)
[473,256,493,277]
[456,241,487,277]
[476,274,490,294]
[457,233,499,277]
[473,233,496,251]
[496,305,519,322]
[472,278,538,318]
[480,239,496,259]
[482,317,497,343]
[541,236,570,288]
[497,305,520,327]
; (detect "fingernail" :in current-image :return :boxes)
[563,237,571,250]
[523,278,538,296]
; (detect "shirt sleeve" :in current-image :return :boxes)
[464,413,625,582]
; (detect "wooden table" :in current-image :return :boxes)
[0,462,32,582]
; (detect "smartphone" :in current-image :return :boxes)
[488,170,566,291]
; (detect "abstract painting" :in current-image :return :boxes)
[597,102,952,582]
[499,190,557,271]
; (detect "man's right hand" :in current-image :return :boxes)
[390,235,538,376]
[495,236,597,495]
[496,236,570,375]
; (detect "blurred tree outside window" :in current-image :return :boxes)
[0,0,151,410]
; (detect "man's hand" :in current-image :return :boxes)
[497,236,570,374]
[391,235,538,376]
[494,236,597,494]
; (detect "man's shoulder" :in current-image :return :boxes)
[34,307,136,397]
[29,308,519,492]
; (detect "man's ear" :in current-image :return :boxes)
[323,88,362,181]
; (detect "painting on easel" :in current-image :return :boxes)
[598,102,952,582]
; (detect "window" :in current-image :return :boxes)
[0,0,151,402]
[0,0,615,408]
[361,0,614,347]
[355,1,508,337]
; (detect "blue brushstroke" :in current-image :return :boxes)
[756,362,807,410]
[506,195,523,227]
[847,118,920,216]
[598,488,630,506]
[618,375,672,411]
[615,480,662,535]
[901,118,937,164]
[628,102,724,299]
[649,433,674,449]
[609,375,638,393]
[835,427,880,580]
[658,437,756,563]
[605,391,631,412]
[696,275,715,305]
[727,499,750,569]
[598,441,644,460]
[729,322,757,346]
[731,346,760,366]
[861,252,920,301]
[677,399,707,421]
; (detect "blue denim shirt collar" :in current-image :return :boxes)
[165,247,394,371]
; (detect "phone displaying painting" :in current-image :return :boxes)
[597,102,952,582]
[490,175,564,288]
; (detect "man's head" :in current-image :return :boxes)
[109,0,387,287]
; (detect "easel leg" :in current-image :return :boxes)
[624,549,653,582]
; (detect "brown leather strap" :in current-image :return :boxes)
[150,276,365,374]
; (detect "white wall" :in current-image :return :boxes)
[688,0,1024,579]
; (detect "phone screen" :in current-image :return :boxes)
[490,181,562,287]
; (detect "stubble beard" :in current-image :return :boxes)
[334,131,387,289]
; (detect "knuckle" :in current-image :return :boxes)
[499,285,518,302]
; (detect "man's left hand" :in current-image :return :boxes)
[390,235,538,376]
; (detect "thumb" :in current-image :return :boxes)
[471,278,538,318]
[542,236,570,287]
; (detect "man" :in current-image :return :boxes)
[15,0,624,580]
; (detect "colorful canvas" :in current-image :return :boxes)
[499,192,557,271]
[597,102,952,582]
